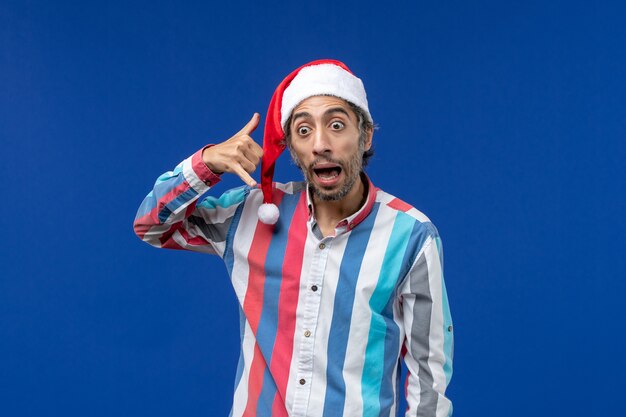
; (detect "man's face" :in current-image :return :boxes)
[287,95,373,202]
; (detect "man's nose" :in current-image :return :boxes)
[312,129,331,155]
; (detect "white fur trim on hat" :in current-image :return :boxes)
[280,63,371,130]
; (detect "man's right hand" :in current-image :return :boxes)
[202,113,264,188]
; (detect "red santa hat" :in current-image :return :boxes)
[257,59,372,224]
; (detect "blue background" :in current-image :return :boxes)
[2,0,625,415]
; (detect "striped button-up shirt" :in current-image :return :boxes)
[134,148,454,416]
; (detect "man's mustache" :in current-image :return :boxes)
[307,157,344,171]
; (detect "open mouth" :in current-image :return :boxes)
[313,163,342,180]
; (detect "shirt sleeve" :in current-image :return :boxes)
[399,235,454,416]
[133,147,248,258]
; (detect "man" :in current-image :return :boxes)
[134,59,453,416]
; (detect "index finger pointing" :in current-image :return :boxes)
[237,113,260,136]
[232,163,257,188]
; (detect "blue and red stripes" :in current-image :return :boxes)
[322,203,379,417]
[241,188,284,417]
[135,153,454,416]
[270,192,308,415]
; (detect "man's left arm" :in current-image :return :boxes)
[399,235,454,416]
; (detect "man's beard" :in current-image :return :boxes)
[290,142,364,202]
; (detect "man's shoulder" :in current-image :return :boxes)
[272,180,307,195]
[248,181,307,197]
[373,187,439,237]
[238,180,307,202]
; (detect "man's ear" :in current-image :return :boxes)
[364,127,374,151]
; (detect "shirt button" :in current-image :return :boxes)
[311,285,318,292]
[299,379,306,385]
[304,330,311,337]
[448,325,453,332]
[349,222,355,229]
[319,243,326,250]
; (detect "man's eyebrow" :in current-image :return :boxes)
[324,107,351,118]
[291,107,352,126]
[291,111,312,124]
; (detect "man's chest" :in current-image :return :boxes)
[229,224,410,322]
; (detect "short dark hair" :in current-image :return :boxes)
[282,98,375,167]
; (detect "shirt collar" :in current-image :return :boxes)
[305,172,377,232]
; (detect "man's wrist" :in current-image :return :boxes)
[202,144,226,175]
[193,145,222,186]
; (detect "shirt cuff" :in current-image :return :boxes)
[191,145,223,186]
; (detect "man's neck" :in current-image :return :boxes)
[311,173,368,236]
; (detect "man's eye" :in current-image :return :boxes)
[331,121,344,130]
[298,127,311,135]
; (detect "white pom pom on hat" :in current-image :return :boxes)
[257,203,280,225]
[256,59,372,225]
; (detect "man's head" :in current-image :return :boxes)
[283,98,375,168]
[257,59,374,224]
[283,95,374,202]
